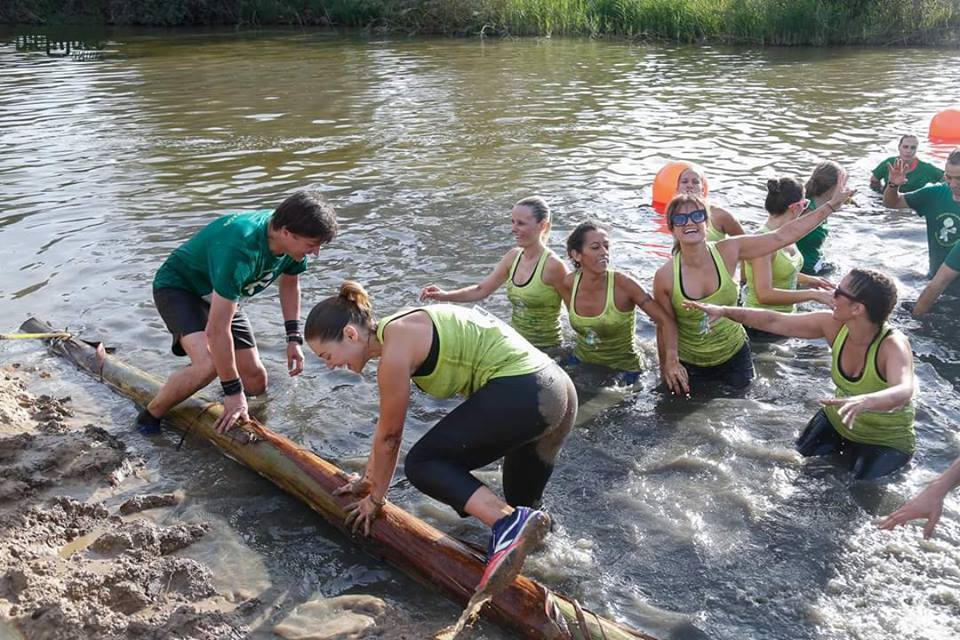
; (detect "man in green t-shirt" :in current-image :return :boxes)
[883,148,960,286]
[870,134,944,193]
[137,190,338,434]
[912,242,960,316]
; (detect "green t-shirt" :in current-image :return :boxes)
[945,243,960,272]
[796,198,828,275]
[872,157,943,192]
[153,210,308,300]
[904,184,960,277]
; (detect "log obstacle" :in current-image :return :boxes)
[21,318,655,640]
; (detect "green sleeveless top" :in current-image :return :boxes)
[825,325,916,454]
[672,243,747,367]
[505,248,563,349]
[705,219,725,242]
[569,270,641,372]
[797,198,828,275]
[743,225,804,313]
[376,304,550,399]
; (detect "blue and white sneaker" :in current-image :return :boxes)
[477,507,550,593]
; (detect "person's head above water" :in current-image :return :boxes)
[269,190,339,260]
[304,281,377,374]
[566,220,609,271]
[805,161,844,201]
[676,167,707,197]
[512,196,552,245]
[897,134,919,162]
[833,268,898,326]
[764,177,805,216]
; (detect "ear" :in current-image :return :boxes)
[342,324,360,342]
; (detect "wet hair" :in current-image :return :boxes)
[515,196,551,223]
[805,161,843,200]
[270,190,338,242]
[304,281,375,343]
[764,177,804,215]
[676,167,705,190]
[948,148,960,166]
[844,268,898,325]
[566,220,606,268]
[898,134,919,147]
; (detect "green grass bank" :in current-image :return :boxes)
[3,0,960,45]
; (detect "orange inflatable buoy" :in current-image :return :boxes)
[652,161,708,214]
[929,108,960,143]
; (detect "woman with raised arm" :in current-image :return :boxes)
[305,282,577,596]
[560,220,688,393]
[653,182,854,392]
[742,177,835,338]
[870,134,943,194]
[798,160,847,275]
[675,166,745,241]
[420,196,568,349]
[684,268,916,479]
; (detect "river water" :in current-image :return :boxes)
[2,28,960,639]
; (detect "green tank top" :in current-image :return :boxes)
[569,270,641,372]
[671,243,747,367]
[796,198,828,275]
[825,325,916,455]
[705,219,725,242]
[505,249,563,349]
[743,225,804,313]
[376,304,550,399]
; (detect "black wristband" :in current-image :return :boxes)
[286,334,304,345]
[284,319,300,335]
[886,182,901,190]
[220,378,243,396]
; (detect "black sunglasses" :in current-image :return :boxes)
[833,287,863,304]
[669,208,708,227]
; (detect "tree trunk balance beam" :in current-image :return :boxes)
[20,318,654,640]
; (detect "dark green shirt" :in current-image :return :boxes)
[904,185,960,277]
[153,210,308,300]
[872,156,943,192]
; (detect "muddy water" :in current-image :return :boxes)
[2,28,960,639]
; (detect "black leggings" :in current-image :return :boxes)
[796,409,911,480]
[404,364,577,516]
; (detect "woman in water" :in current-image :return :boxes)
[653,181,854,392]
[742,177,835,333]
[685,268,916,479]
[420,196,568,350]
[305,282,577,595]
[798,160,847,275]
[676,166,745,241]
[870,134,944,194]
[560,220,688,394]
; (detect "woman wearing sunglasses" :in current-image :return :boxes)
[742,177,835,338]
[676,166,745,242]
[683,268,915,480]
[420,196,568,350]
[560,220,688,393]
[653,183,854,392]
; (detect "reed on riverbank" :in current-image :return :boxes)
[2,0,959,46]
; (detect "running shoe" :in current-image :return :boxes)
[477,507,550,593]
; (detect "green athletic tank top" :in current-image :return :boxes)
[797,198,828,275]
[569,270,641,372]
[505,249,563,349]
[705,219,725,242]
[743,225,804,313]
[376,304,550,399]
[672,243,747,367]
[825,325,916,454]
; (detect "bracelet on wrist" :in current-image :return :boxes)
[370,494,386,507]
[886,182,902,190]
[220,378,243,396]
[286,334,304,345]
[284,319,300,334]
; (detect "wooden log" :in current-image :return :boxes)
[21,318,655,640]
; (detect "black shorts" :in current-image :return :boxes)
[682,340,755,391]
[796,409,911,480]
[153,287,256,357]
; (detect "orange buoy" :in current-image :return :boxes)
[652,161,708,214]
[929,108,960,143]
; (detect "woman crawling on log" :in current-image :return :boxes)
[303,281,578,596]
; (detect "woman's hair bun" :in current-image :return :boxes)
[766,178,780,193]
